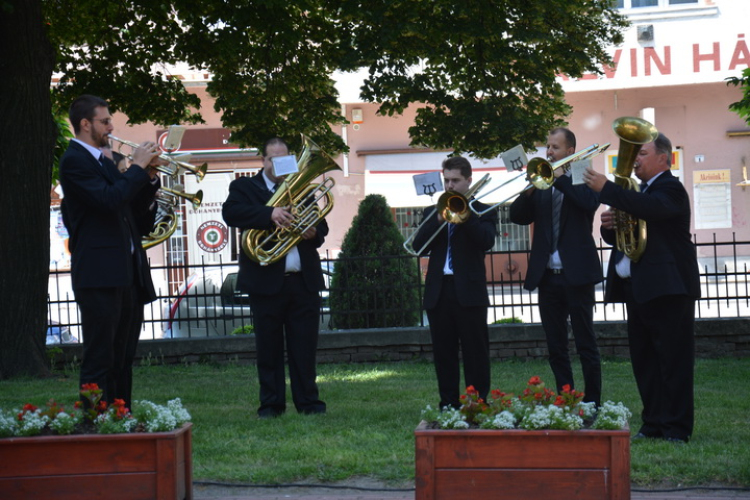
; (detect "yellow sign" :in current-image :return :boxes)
[693,169,731,184]
[607,150,682,174]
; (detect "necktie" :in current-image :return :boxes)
[640,181,648,192]
[551,188,563,252]
[447,223,455,271]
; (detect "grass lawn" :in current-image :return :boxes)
[1,357,748,487]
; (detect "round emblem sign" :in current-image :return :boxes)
[196,221,228,253]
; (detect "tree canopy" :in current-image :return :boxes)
[727,68,750,125]
[0,0,627,378]
[46,0,628,157]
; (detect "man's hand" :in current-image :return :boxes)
[300,226,317,240]
[582,167,608,193]
[601,208,616,230]
[271,207,294,228]
[132,142,161,170]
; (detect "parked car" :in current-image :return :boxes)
[163,265,332,339]
[46,321,78,345]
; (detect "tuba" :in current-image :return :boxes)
[241,135,341,266]
[611,117,659,263]
[142,185,203,249]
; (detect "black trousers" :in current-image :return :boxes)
[249,273,325,416]
[426,276,490,410]
[538,271,602,406]
[624,281,695,441]
[76,285,142,408]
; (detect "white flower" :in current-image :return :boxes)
[592,401,632,430]
[16,409,49,437]
[482,411,516,430]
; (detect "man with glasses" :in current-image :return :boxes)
[59,94,162,408]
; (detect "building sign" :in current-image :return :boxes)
[196,220,228,253]
[184,172,236,263]
[693,169,732,230]
[560,30,749,91]
[606,149,682,180]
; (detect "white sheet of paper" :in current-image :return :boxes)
[412,171,444,196]
[162,125,186,152]
[569,159,591,185]
[501,145,528,172]
[272,155,299,176]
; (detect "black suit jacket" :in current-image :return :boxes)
[509,174,603,290]
[222,172,327,295]
[412,201,498,309]
[599,170,700,304]
[59,140,158,303]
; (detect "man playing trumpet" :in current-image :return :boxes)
[59,94,162,408]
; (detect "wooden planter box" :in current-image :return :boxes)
[0,423,192,500]
[415,421,629,500]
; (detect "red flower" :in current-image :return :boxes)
[528,376,542,386]
[81,383,100,392]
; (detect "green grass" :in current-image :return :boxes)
[1,357,749,487]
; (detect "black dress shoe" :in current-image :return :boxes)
[258,409,284,419]
[665,436,688,444]
[631,432,661,441]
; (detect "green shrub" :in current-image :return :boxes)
[231,324,255,335]
[329,195,422,329]
[493,317,523,324]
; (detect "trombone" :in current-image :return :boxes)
[403,173,491,256]
[109,135,208,181]
[468,143,610,216]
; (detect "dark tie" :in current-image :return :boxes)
[640,181,648,192]
[447,223,455,272]
[551,188,563,252]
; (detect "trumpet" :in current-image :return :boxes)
[108,135,208,181]
[469,143,610,216]
[142,184,204,249]
[156,184,204,211]
[403,173,492,256]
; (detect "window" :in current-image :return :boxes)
[616,0,697,7]
[395,205,530,253]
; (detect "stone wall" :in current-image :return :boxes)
[52,318,750,369]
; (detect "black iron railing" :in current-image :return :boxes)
[46,235,750,343]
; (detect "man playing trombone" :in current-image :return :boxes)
[509,128,603,408]
[412,156,498,410]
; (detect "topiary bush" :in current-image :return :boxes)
[329,194,422,329]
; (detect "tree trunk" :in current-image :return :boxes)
[0,0,57,378]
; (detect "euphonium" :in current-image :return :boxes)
[142,185,203,249]
[611,117,659,263]
[241,135,341,266]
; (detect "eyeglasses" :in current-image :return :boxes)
[91,118,113,126]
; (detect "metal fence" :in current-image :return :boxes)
[47,235,750,343]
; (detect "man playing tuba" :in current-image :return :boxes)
[222,137,328,418]
[583,132,701,443]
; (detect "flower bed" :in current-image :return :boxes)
[0,384,193,500]
[416,377,631,500]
